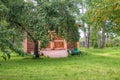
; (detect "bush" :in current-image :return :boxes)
[93,42,98,48]
[1,50,11,60]
[112,37,120,47]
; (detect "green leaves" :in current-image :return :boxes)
[0,0,25,56]
[25,0,79,43]
[83,0,120,35]
[1,50,11,60]
[0,0,80,57]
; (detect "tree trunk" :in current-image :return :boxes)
[100,28,105,48]
[86,25,90,48]
[34,40,39,58]
[83,29,87,48]
[81,0,90,48]
[12,35,15,44]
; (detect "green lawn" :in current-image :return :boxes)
[0,47,120,80]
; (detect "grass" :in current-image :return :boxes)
[0,47,120,80]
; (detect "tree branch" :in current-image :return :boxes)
[13,21,35,42]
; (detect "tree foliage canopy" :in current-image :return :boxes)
[85,0,120,32]
[0,0,80,58]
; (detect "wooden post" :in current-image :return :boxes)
[23,38,28,53]
[51,41,54,50]
[64,40,67,50]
